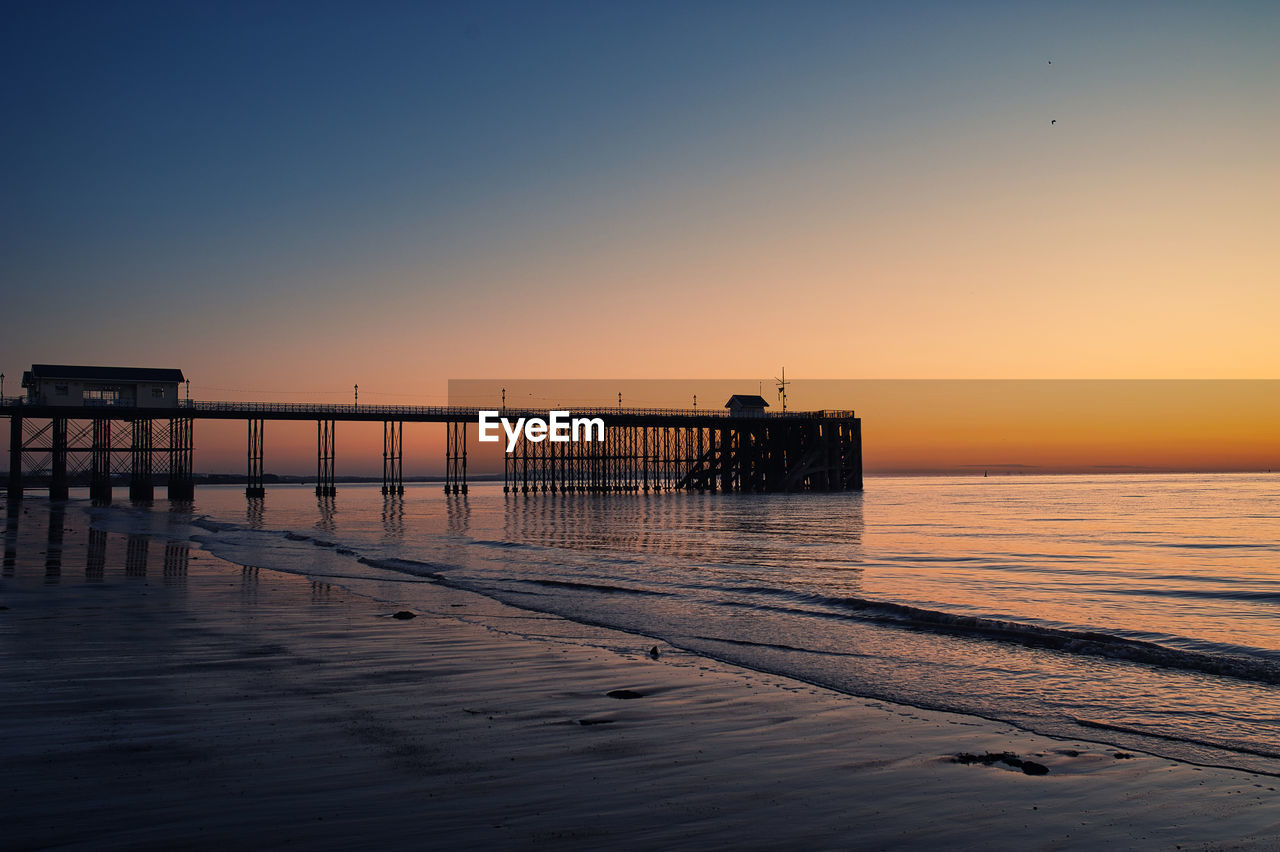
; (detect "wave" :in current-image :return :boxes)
[185,510,1280,691]
[1162,542,1275,550]
[734,594,1280,686]
[356,555,456,577]
[514,578,674,597]
[192,518,239,533]
[1109,587,1280,603]
[692,635,874,659]
[1074,718,1280,761]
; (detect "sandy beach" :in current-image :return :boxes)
[2,499,1278,851]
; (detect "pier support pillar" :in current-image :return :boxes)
[50,417,69,501]
[90,417,112,503]
[7,415,22,500]
[502,441,509,494]
[445,421,467,494]
[315,419,336,497]
[246,419,265,498]
[382,420,404,495]
[850,418,863,491]
[719,427,733,493]
[707,428,718,493]
[168,416,195,501]
[129,419,153,502]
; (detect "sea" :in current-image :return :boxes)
[20,473,1280,775]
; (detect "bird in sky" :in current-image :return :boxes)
[1051,119,1057,125]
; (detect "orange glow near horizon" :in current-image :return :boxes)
[0,380,1272,477]
[851,381,1280,473]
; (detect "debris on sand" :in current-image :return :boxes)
[952,751,1050,776]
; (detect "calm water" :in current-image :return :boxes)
[34,474,1280,774]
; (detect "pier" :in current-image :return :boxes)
[2,399,861,501]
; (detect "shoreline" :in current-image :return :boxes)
[3,499,1279,849]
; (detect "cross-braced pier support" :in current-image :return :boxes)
[316,419,336,497]
[6,413,200,502]
[49,417,69,500]
[6,415,21,500]
[499,416,861,494]
[382,420,404,495]
[445,421,467,494]
[168,416,194,500]
[90,417,112,503]
[246,419,265,497]
[129,419,153,502]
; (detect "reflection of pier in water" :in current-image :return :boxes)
[500,491,866,582]
[0,506,192,583]
[126,534,149,577]
[45,504,65,582]
[4,401,861,501]
[5,507,21,575]
[163,541,190,582]
[381,495,404,539]
[87,528,107,579]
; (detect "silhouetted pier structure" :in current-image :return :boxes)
[3,400,861,501]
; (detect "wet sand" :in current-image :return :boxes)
[2,499,1278,850]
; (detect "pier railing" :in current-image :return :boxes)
[3,396,847,420]
[189,400,843,419]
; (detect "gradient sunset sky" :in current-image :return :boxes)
[2,2,1277,472]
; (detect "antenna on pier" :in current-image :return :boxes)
[775,367,789,413]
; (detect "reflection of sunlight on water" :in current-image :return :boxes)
[171,475,1280,774]
[857,475,1280,654]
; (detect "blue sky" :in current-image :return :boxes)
[3,1,1277,398]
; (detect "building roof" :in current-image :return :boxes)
[26,364,185,383]
[724,394,770,409]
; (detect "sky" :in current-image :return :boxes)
[2,1,1278,473]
